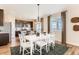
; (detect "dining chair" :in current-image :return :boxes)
[21,30,26,35]
[25,35,35,54]
[46,34,56,51]
[34,34,48,55]
[19,34,31,55]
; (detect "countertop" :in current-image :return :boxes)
[0,32,9,34]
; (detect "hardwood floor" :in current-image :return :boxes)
[0,38,79,55]
[0,44,11,55]
[0,38,20,55]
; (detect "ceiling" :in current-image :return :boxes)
[0,4,67,19]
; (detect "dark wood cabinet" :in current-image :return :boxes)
[0,9,3,26]
[15,20,33,30]
[0,33,9,46]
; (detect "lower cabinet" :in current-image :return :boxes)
[0,33,9,46]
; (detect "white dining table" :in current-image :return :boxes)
[24,34,55,55]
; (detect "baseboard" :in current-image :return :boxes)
[56,40,79,47]
[66,41,79,47]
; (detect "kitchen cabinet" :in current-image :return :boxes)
[0,9,3,26]
[0,33,9,46]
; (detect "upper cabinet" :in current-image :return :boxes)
[0,9,3,26]
[15,20,34,31]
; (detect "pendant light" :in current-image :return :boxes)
[35,4,41,33]
[37,4,40,21]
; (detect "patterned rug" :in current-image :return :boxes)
[10,44,69,55]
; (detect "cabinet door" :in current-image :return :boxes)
[0,33,9,46]
[0,9,3,26]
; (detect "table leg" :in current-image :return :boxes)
[30,41,33,55]
[46,44,48,53]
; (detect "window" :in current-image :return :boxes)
[57,16,62,31]
[50,16,63,33]
[35,22,41,33]
[50,16,57,32]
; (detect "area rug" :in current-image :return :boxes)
[10,44,69,55]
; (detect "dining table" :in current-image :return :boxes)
[24,33,55,55]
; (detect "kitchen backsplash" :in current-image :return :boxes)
[0,22,11,33]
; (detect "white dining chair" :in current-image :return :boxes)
[46,34,56,51]
[34,34,48,55]
[19,34,31,55]
[35,41,48,55]
[25,35,35,54]
[21,30,26,35]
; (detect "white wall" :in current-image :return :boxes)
[66,5,79,46]
[4,10,15,46]
[42,5,79,46]
[0,6,16,46]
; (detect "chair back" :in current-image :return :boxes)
[19,34,26,45]
[46,34,55,43]
[21,30,26,35]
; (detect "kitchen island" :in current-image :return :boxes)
[0,32,9,46]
